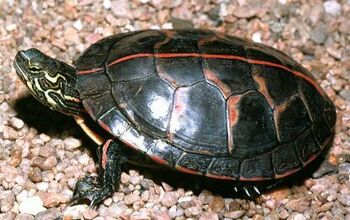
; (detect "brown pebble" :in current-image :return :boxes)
[28,167,43,183]
[35,208,62,220]
[263,186,291,200]
[40,156,58,170]
[8,149,22,167]
[229,200,241,211]
[285,197,311,213]
[209,196,225,212]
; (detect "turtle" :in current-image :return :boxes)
[13,29,336,206]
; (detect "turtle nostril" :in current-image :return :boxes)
[19,50,30,61]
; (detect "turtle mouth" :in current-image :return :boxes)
[14,51,30,82]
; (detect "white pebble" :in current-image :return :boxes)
[18,196,46,215]
[103,0,111,9]
[139,0,149,3]
[78,154,91,166]
[5,23,17,31]
[39,133,51,142]
[64,204,88,219]
[11,117,24,130]
[16,190,28,203]
[162,22,173,29]
[323,0,341,16]
[64,137,82,150]
[252,32,262,43]
[73,20,83,30]
[37,182,49,191]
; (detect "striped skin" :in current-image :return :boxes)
[75,29,336,181]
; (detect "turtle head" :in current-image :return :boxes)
[14,48,83,116]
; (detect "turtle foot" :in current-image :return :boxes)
[68,140,126,207]
[69,176,114,208]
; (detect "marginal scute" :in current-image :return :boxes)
[295,130,320,164]
[176,153,213,174]
[98,107,130,137]
[245,45,284,65]
[107,30,166,62]
[199,36,246,56]
[240,152,274,179]
[274,95,311,143]
[207,157,240,178]
[119,126,155,153]
[75,32,140,70]
[323,100,336,130]
[312,116,332,149]
[156,36,199,53]
[147,141,183,166]
[272,142,303,176]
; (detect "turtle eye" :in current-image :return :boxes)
[28,66,41,72]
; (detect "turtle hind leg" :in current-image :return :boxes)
[69,139,127,207]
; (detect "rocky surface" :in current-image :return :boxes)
[0,0,349,219]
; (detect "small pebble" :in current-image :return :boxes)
[35,208,62,220]
[103,0,111,9]
[11,117,24,130]
[64,137,82,150]
[27,167,42,183]
[124,192,140,205]
[209,196,225,212]
[199,212,219,220]
[168,206,184,219]
[0,191,15,212]
[223,210,245,219]
[285,197,311,213]
[323,0,342,16]
[64,205,88,219]
[110,202,128,217]
[18,196,46,215]
[161,192,178,207]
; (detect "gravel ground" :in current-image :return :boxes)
[0,0,350,219]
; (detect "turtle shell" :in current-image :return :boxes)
[75,29,336,181]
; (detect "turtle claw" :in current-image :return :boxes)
[69,176,113,207]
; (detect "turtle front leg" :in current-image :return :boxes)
[70,139,127,207]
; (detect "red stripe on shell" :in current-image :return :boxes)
[100,52,324,96]
[77,67,104,75]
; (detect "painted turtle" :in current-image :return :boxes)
[14,29,336,205]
